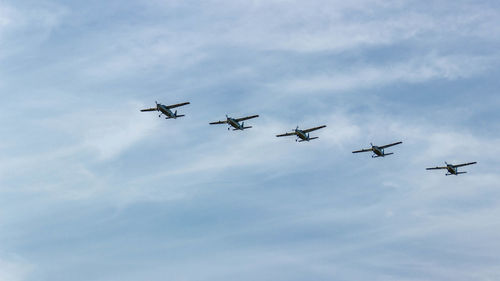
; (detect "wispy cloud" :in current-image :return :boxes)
[1,0,499,280]
[0,258,31,281]
[271,54,498,94]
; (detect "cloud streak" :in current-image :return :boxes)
[0,0,499,280]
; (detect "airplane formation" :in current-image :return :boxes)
[141,101,477,176]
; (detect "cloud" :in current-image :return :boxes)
[0,2,66,58]
[271,54,497,94]
[0,258,31,281]
[143,0,500,53]
[0,1,499,280]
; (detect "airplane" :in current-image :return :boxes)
[209,114,259,130]
[352,141,403,158]
[140,101,190,119]
[426,161,477,176]
[276,125,327,142]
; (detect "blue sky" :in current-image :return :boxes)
[0,0,500,280]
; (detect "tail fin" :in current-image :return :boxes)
[383,152,394,157]
[456,172,467,175]
[175,114,185,118]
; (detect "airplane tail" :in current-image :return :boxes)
[456,172,467,175]
[175,115,185,118]
[372,153,393,158]
[298,137,318,142]
[233,126,252,130]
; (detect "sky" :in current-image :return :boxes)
[0,0,500,280]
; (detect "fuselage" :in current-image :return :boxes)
[295,129,309,141]
[447,165,457,175]
[372,146,384,157]
[227,118,243,130]
[158,104,175,118]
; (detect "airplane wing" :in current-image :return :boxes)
[379,141,403,149]
[302,125,327,133]
[276,132,296,137]
[140,107,157,112]
[426,166,447,170]
[352,148,372,153]
[453,162,477,168]
[166,102,190,109]
[209,120,227,125]
[235,115,259,122]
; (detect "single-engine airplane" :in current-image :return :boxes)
[276,125,327,142]
[426,161,477,176]
[352,141,403,158]
[209,114,259,130]
[140,101,190,119]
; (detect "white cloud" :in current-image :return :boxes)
[0,2,67,62]
[0,1,499,280]
[273,54,497,94]
[0,258,31,281]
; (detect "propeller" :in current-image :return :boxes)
[156,101,161,117]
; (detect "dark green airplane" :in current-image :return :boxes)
[426,161,477,176]
[276,125,327,142]
[141,101,190,119]
[352,141,402,158]
[210,114,259,131]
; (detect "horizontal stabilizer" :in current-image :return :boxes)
[175,115,185,118]
[233,126,252,130]
[384,152,394,156]
[298,137,318,142]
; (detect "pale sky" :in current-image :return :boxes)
[1,1,500,280]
